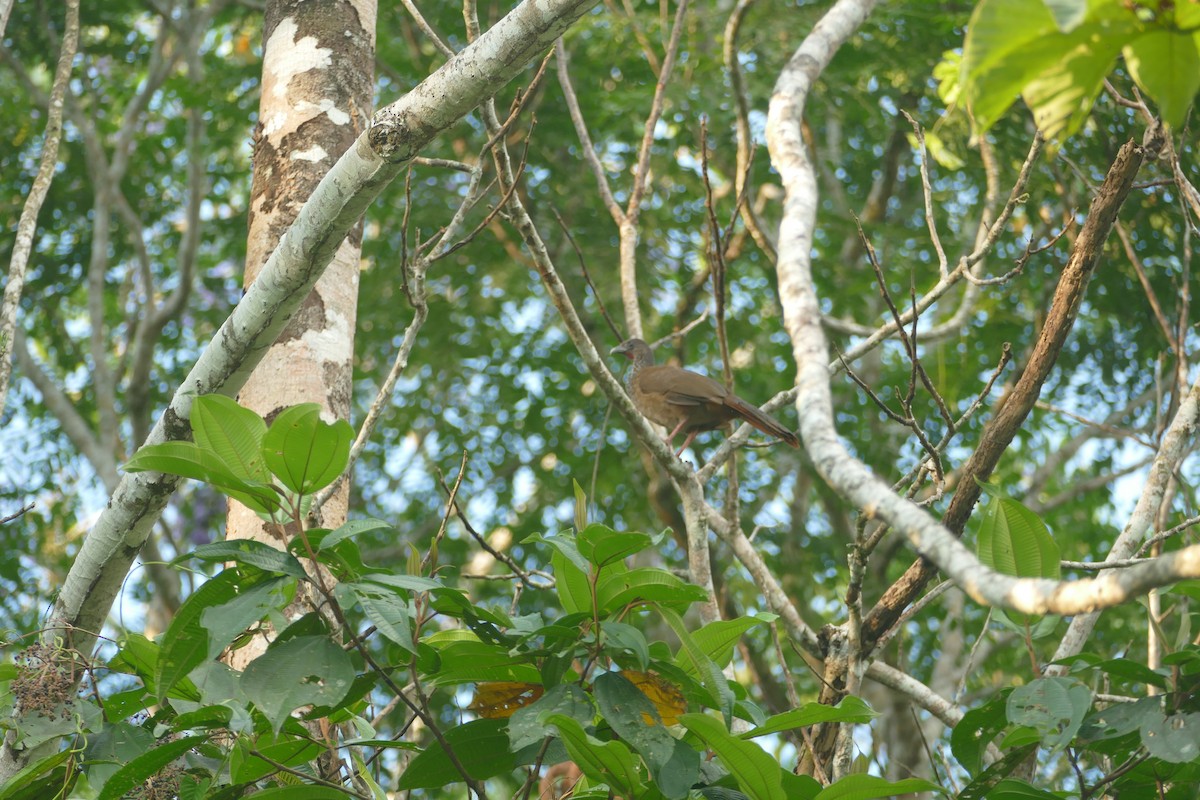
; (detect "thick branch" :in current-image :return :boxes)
[861,136,1155,648]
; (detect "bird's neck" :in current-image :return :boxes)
[626,351,653,387]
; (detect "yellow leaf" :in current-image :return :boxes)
[468,681,543,719]
[621,670,686,726]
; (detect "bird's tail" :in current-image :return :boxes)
[726,397,800,448]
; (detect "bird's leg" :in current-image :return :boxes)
[663,419,688,448]
[675,430,699,457]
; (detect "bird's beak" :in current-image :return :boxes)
[610,343,628,357]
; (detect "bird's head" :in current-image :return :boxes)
[611,338,652,361]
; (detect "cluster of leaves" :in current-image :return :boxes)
[957,0,1200,139]
[960,489,1200,797]
[4,397,1196,796]
[1,398,931,799]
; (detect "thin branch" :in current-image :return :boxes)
[551,208,623,342]
[554,39,622,220]
[0,0,79,420]
[902,112,949,277]
[1,503,34,525]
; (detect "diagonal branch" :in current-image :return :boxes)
[860,134,1159,649]
[35,0,602,687]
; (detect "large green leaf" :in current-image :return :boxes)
[341,580,416,653]
[680,713,785,800]
[976,491,1061,580]
[230,733,321,783]
[1006,676,1092,754]
[95,735,208,800]
[189,393,269,482]
[396,718,514,789]
[547,713,643,797]
[675,616,770,676]
[962,0,1141,138]
[597,567,709,614]
[577,522,652,567]
[183,540,309,580]
[1140,710,1200,763]
[660,606,734,721]
[262,403,353,495]
[950,690,1010,775]
[319,517,395,549]
[123,441,281,513]
[593,670,700,800]
[813,774,944,799]
[1124,29,1200,128]
[241,635,355,733]
[551,545,593,615]
[744,697,878,740]
[154,569,236,701]
[508,683,594,750]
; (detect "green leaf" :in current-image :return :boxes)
[424,639,541,686]
[397,718,514,789]
[184,540,308,580]
[262,403,353,495]
[1140,710,1200,763]
[680,713,785,800]
[573,478,588,532]
[0,749,74,800]
[951,690,1010,775]
[744,697,878,740]
[155,569,238,702]
[1078,695,1162,741]
[593,670,700,800]
[954,744,1039,800]
[240,788,351,799]
[123,441,281,513]
[602,620,651,671]
[976,492,1060,625]
[1124,30,1200,128]
[361,573,443,593]
[660,606,734,722]
[597,567,709,614]
[577,523,652,566]
[813,774,945,799]
[342,581,416,653]
[190,394,269,482]
[1006,677,1091,754]
[230,733,321,783]
[200,576,294,658]
[960,778,1062,800]
[961,0,1139,138]
[241,636,355,733]
[676,616,768,677]
[976,493,1060,579]
[320,517,395,549]
[508,683,594,750]
[547,713,643,797]
[95,735,207,800]
[534,531,591,575]
[1042,0,1088,31]
[551,545,593,615]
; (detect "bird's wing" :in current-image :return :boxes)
[639,366,728,407]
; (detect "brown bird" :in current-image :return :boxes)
[611,338,800,456]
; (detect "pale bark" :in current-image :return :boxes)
[0,0,600,781]
[223,0,378,672]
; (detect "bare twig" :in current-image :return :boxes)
[551,208,623,342]
[1,503,34,525]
